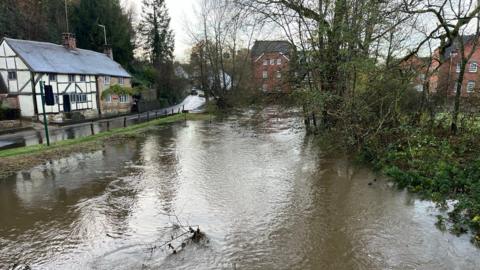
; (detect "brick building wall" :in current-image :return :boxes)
[98,76,133,115]
[253,52,290,92]
[430,39,480,97]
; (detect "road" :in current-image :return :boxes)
[0,95,206,150]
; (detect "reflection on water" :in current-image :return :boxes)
[0,107,479,270]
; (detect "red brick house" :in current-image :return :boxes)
[251,41,292,92]
[430,36,480,97]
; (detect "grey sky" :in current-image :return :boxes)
[126,0,197,62]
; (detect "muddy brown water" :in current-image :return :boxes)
[0,108,479,270]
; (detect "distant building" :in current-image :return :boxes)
[174,65,190,80]
[0,33,132,120]
[209,71,232,91]
[251,40,292,92]
[430,35,480,97]
[400,55,430,92]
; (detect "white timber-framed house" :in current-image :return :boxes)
[0,34,132,120]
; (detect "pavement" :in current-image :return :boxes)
[0,95,206,150]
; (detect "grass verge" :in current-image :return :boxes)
[0,113,211,176]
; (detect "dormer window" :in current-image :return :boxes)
[277,58,282,65]
[8,71,17,80]
[263,60,268,66]
[270,59,275,65]
[470,62,478,73]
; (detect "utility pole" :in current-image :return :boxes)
[98,24,107,45]
[39,81,51,146]
[65,0,69,33]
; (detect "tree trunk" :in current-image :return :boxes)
[451,60,466,135]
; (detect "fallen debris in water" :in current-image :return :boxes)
[147,225,206,256]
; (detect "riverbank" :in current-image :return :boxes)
[357,126,480,246]
[0,113,211,177]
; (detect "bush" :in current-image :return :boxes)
[0,107,21,120]
[360,125,480,242]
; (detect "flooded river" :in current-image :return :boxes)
[0,108,479,269]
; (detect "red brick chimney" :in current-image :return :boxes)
[103,45,114,60]
[62,33,77,50]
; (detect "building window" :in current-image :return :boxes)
[262,84,268,91]
[467,81,476,93]
[270,59,275,65]
[263,60,268,66]
[277,58,282,65]
[262,71,268,79]
[49,74,57,81]
[104,76,111,85]
[276,71,282,79]
[470,62,478,73]
[119,95,129,103]
[456,63,461,73]
[105,95,112,103]
[70,93,77,103]
[80,75,86,82]
[68,74,75,82]
[69,93,86,103]
[118,77,125,85]
[7,71,17,80]
[55,95,60,104]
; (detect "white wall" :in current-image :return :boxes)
[1,40,100,117]
[35,73,98,114]
[0,40,31,94]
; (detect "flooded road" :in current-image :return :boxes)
[0,108,479,269]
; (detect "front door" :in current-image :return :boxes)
[63,94,71,113]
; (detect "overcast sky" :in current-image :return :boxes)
[126,0,197,62]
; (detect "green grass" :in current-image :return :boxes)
[0,113,211,159]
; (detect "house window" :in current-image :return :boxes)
[470,62,478,73]
[55,95,60,104]
[7,71,17,80]
[262,84,268,91]
[70,93,77,103]
[119,95,129,103]
[262,71,268,79]
[118,77,125,85]
[270,59,275,65]
[105,95,112,102]
[276,71,282,79]
[74,93,87,103]
[467,81,475,93]
[456,63,461,73]
[68,74,75,82]
[49,74,57,81]
[263,60,268,66]
[277,58,282,65]
[104,76,111,85]
[80,75,86,82]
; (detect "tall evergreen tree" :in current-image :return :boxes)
[0,0,66,42]
[71,0,135,67]
[138,0,175,65]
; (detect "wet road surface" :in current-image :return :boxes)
[0,95,205,151]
